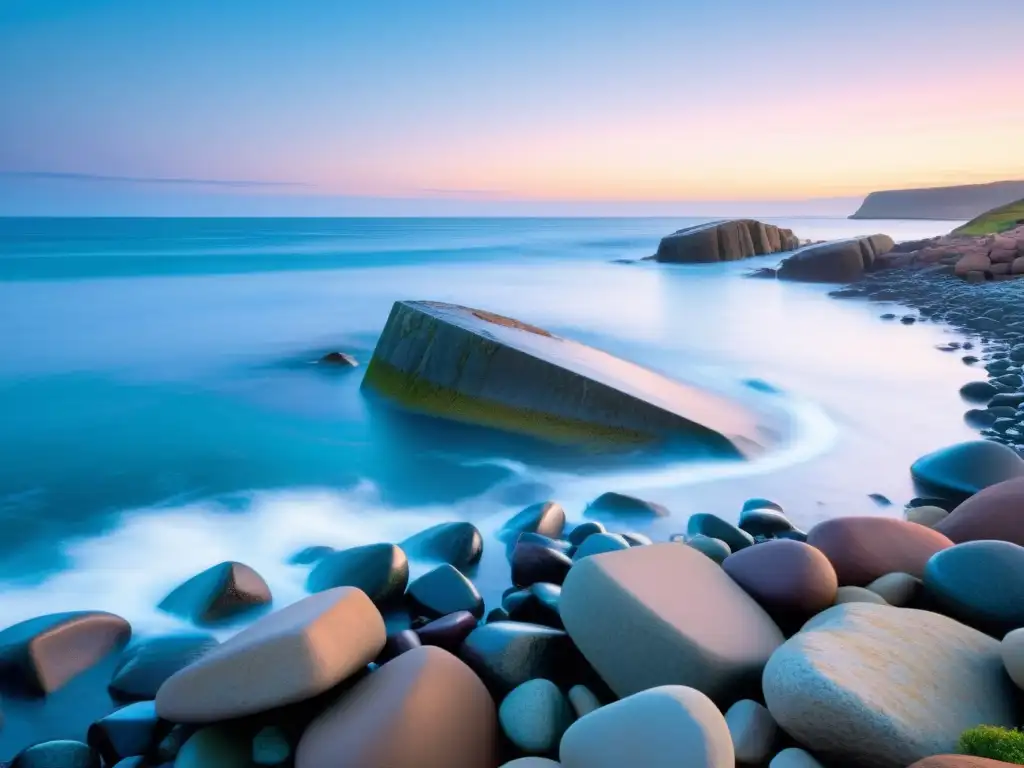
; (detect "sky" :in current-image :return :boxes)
[1,0,1022,216]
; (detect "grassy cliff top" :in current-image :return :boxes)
[953,198,1024,236]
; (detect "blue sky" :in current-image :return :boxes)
[1,0,1022,215]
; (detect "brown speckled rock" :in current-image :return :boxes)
[807,517,952,586]
[936,477,1024,546]
[722,540,837,621]
[296,646,498,768]
[762,603,1018,768]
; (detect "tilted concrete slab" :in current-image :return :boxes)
[361,301,782,458]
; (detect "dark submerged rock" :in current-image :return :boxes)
[318,351,358,367]
[567,521,605,546]
[86,700,170,767]
[742,498,784,513]
[10,740,101,768]
[109,633,219,702]
[499,502,567,543]
[686,513,755,552]
[399,522,483,570]
[510,542,573,588]
[158,561,272,626]
[585,492,669,517]
[406,564,484,619]
[0,611,131,696]
[960,381,998,403]
[306,543,409,606]
[458,622,576,696]
[502,584,563,629]
[287,546,335,566]
[376,630,422,665]
[738,507,794,537]
[415,611,478,652]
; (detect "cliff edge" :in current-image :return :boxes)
[850,180,1024,221]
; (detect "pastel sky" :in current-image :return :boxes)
[1,0,1022,215]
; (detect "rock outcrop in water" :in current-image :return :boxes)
[360,300,779,458]
[776,234,896,282]
[650,219,801,263]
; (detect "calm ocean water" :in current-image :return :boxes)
[0,216,979,635]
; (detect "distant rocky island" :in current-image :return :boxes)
[850,180,1024,221]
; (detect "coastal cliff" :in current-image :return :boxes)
[850,180,1024,221]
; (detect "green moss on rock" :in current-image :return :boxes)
[958,725,1024,764]
[363,356,652,447]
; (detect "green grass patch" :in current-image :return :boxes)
[958,725,1024,764]
[953,198,1024,236]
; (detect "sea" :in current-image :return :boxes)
[0,216,979,639]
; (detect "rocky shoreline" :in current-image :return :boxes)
[9,258,1024,766]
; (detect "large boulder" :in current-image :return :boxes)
[652,219,798,263]
[559,685,734,768]
[806,516,952,585]
[935,477,1024,546]
[776,235,895,282]
[155,587,385,722]
[296,646,498,768]
[762,603,1018,768]
[361,301,780,458]
[560,542,783,704]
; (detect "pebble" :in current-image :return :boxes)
[306,543,409,605]
[585,491,669,517]
[499,678,574,754]
[959,381,998,403]
[1000,627,1024,689]
[560,542,782,703]
[769,748,826,768]
[934,476,1024,546]
[737,508,794,537]
[924,540,1024,634]
[415,610,478,651]
[156,587,385,722]
[399,521,483,569]
[571,532,630,560]
[0,611,131,695]
[684,534,731,564]
[296,646,498,768]
[406,563,484,619]
[566,521,606,546]
[459,621,575,696]
[725,699,777,764]
[175,726,253,768]
[723,539,838,621]
[567,684,601,718]
[865,572,922,607]
[109,633,219,702]
[742,498,784,513]
[86,700,167,766]
[911,440,1024,502]
[158,561,272,626]
[833,586,888,605]
[501,502,567,542]
[377,630,422,664]
[559,685,734,768]
[511,541,573,587]
[686,513,755,552]
[252,725,291,766]
[503,583,563,629]
[9,741,102,768]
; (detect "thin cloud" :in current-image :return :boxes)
[416,187,514,198]
[0,171,309,189]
